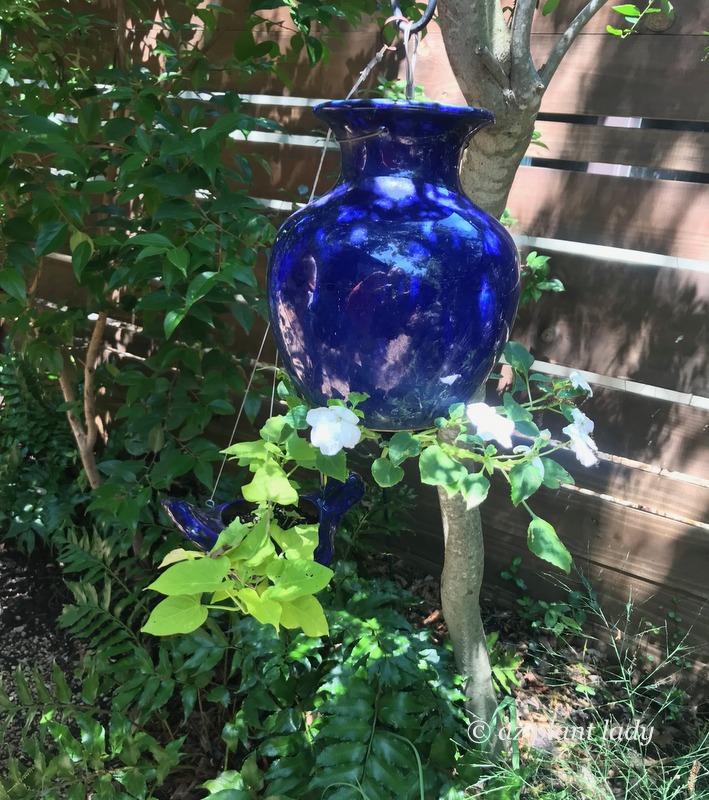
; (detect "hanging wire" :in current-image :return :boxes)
[208,325,271,505]
[209,14,425,501]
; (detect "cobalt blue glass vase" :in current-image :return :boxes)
[267,99,520,431]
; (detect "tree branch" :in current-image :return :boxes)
[539,0,611,86]
[83,311,108,453]
[510,0,540,92]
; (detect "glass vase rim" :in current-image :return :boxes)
[314,98,495,122]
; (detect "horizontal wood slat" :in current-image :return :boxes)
[507,167,708,260]
[512,253,709,396]
[236,139,709,259]
[525,122,709,174]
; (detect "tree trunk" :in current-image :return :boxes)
[439,489,502,750]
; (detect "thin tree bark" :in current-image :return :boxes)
[59,312,107,490]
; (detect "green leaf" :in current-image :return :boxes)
[459,472,490,510]
[509,461,543,505]
[241,461,299,505]
[542,0,561,14]
[502,394,533,423]
[503,341,534,375]
[167,247,190,274]
[419,445,466,491]
[540,458,575,489]
[315,450,348,482]
[606,24,624,34]
[129,232,173,249]
[527,517,572,573]
[147,555,231,596]
[0,268,26,302]
[285,433,318,466]
[71,240,93,280]
[387,431,421,466]
[35,221,69,257]
[372,457,405,488]
[152,172,194,196]
[141,595,208,636]
[164,308,186,339]
[612,3,641,15]
[78,102,101,141]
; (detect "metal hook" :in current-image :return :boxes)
[389,0,437,35]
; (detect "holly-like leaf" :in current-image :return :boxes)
[35,221,69,257]
[503,341,534,375]
[387,431,422,466]
[540,458,575,489]
[509,461,543,505]
[372,457,405,488]
[147,555,231,596]
[527,517,572,573]
[419,445,466,492]
[141,595,208,636]
[459,472,490,510]
[0,268,26,302]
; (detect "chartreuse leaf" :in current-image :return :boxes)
[371,457,405,488]
[527,516,572,573]
[221,439,269,463]
[260,414,292,444]
[141,595,208,635]
[285,432,318,466]
[146,554,231,595]
[459,472,490,510]
[280,595,329,636]
[419,445,466,492]
[270,523,318,560]
[263,559,333,601]
[241,460,298,505]
[237,588,282,630]
[509,461,543,505]
[228,516,275,566]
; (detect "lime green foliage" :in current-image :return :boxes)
[1,522,475,798]
[607,0,674,38]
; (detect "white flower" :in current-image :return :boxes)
[465,402,515,449]
[306,406,361,456]
[569,371,593,397]
[513,445,545,478]
[562,408,599,467]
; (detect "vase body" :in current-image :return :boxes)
[267,100,520,431]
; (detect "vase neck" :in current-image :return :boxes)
[314,100,494,185]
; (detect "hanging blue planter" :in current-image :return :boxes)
[267,99,520,431]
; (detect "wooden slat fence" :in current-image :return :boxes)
[35,1,709,665]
